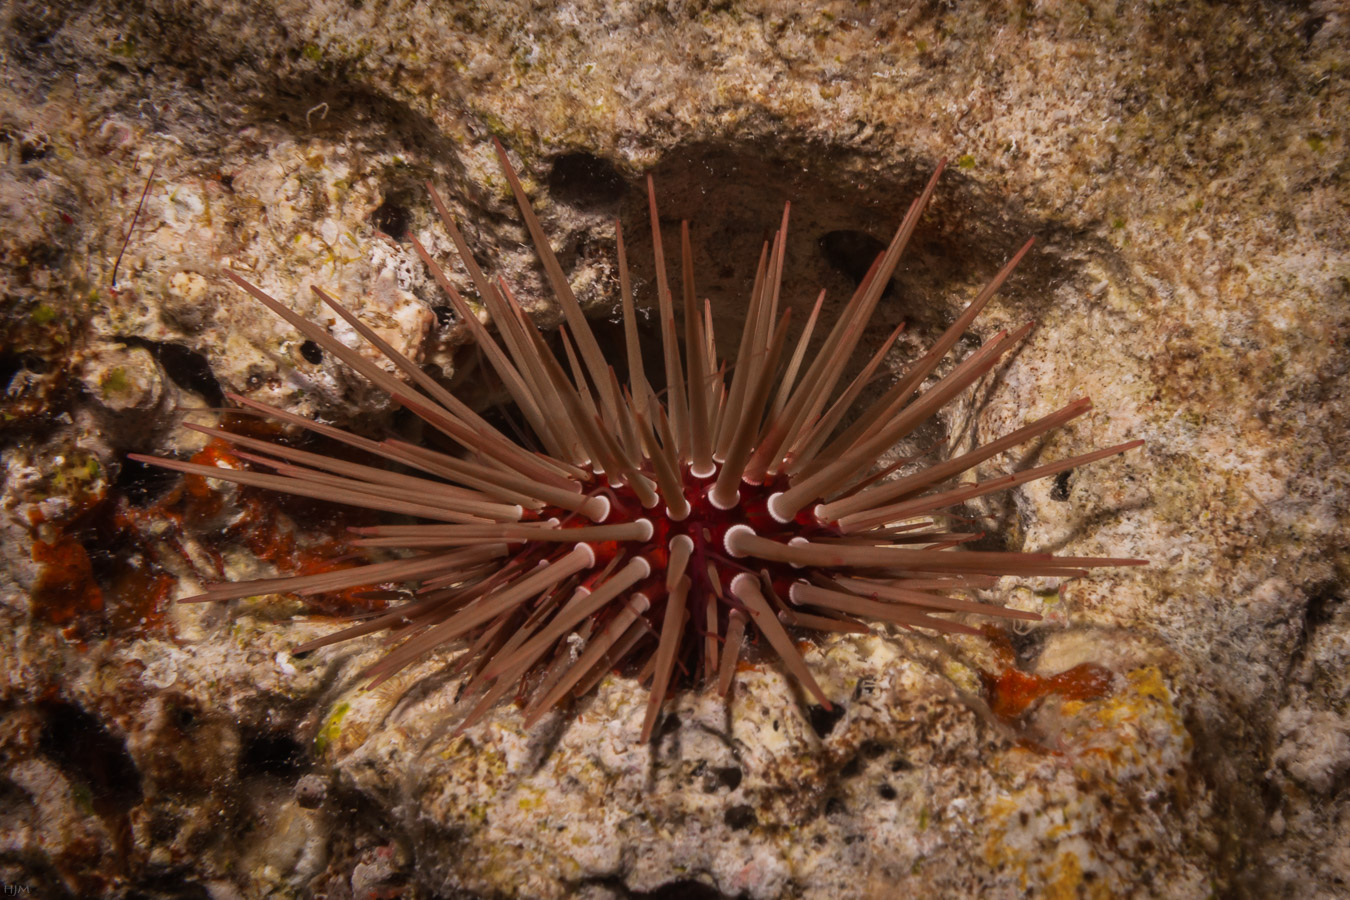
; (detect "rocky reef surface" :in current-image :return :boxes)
[1,1,1346,897]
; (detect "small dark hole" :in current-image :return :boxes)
[239,731,308,779]
[154,343,223,406]
[23,354,52,375]
[1051,470,1071,501]
[0,353,20,391]
[146,807,181,843]
[171,705,197,731]
[808,702,845,737]
[432,306,454,328]
[124,875,213,900]
[547,152,626,208]
[878,783,897,801]
[658,712,681,737]
[1302,15,1326,45]
[115,455,180,506]
[819,230,895,297]
[825,796,846,815]
[859,739,887,759]
[37,701,143,813]
[20,140,49,163]
[889,755,913,772]
[372,194,413,241]
[713,766,743,791]
[1303,584,1340,629]
[839,756,861,778]
[723,805,757,830]
[629,879,730,900]
[1008,626,1047,665]
[120,338,223,406]
[299,340,323,364]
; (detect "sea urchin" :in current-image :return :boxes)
[132,141,1144,741]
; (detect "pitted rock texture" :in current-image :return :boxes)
[0,1,1346,898]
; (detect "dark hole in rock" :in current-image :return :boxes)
[548,152,626,208]
[20,140,50,163]
[713,766,743,791]
[723,804,757,830]
[1302,582,1342,632]
[825,796,846,816]
[819,229,895,297]
[659,712,682,737]
[119,337,224,407]
[115,454,181,506]
[808,702,845,737]
[0,352,20,391]
[146,806,181,843]
[1008,626,1047,666]
[37,700,143,814]
[839,756,861,778]
[0,780,27,812]
[1051,470,1071,501]
[859,739,887,759]
[372,192,413,241]
[432,305,454,328]
[1302,15,1327,45]
[960,524,1011,554]
[630,878,733,900]
[890,755,914,772]
[878,782,898,800]
[125,874,214,900]
[171,705,197,731]
[239,731,309,779]
[300,339,323,364]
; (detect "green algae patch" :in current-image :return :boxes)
[315,701,351,754]
[99,366,130,398]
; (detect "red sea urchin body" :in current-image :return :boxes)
[132,140,1144,742]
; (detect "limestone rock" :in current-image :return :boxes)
[1,1,1346,898]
